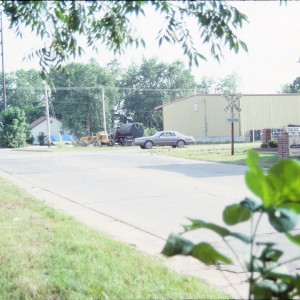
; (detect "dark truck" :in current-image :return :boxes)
[110,123,144,146]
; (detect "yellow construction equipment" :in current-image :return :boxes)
[78,132,113,147]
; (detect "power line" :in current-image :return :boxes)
[4,86,197,92]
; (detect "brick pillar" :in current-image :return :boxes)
[262,129,271,144]
[278,132,289,160]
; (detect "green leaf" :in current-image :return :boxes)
[267,159,300,206]
[240,197,262,212]
[233,41,239,53]
[252,280,284,298]
[40,71,47,80]
[245,149,276,208]
[184,219,251,243]
[286,232,300,246]
[259,243,283,262]
[267,207,298,232]
[223,203,251,225]
[162,233,194,257]
[192,242,233,265]
[215,25,224,37]
[239,40,248,52]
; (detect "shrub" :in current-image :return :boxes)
[38,133,45,146]
[268,140,278,148]
[27,135,34,145]
[0,107,31,148]
[144,127,157,136]
[260,143,268,148]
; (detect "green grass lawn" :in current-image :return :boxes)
[0,177,229,299]
[150,142,279,169]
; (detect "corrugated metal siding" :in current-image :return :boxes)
[163,95,240,137]
[240,95,300,138]
[164,96,203,136]
[162,94,300,139]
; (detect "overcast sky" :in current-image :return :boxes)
[2,1,300,94]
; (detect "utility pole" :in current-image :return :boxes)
[203,99,208,138]
[102,87,107,133]
[0,11,7,109]
[44,82,51,147]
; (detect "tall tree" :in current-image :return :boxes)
[118,58,197,130]
[49,60,119,137]
[197,72,242,94]
[197,76,216,94]
[2,1,248,77]
[216,72,242,94]
[4,70,45,123]
[281,77,300,93]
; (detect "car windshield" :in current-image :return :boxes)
[153,132,164,137]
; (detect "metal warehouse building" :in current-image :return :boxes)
[155,94,300,142]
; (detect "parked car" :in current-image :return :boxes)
[133,131,195,149]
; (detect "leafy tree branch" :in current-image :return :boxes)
[2,1,248,77]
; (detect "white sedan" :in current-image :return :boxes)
[133,131,195,149]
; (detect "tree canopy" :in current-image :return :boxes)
[5,70,45,123]
[0,59,244,137]
[48,60,119,137]
[196,72,242,94]
[2,1,248,77]
[281,77,300,93]
[118,58,197,129]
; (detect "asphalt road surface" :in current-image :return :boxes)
[0,147,299,286]
[0,148,250,237]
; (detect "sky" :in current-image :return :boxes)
[2,1,300,94]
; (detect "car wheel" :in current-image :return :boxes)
[176,140,185,148]
[140,145,145,149]
[144,141,153,149]
[172,145,176,148]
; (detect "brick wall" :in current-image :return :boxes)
[262,129,271,144]
[278,132,289,159]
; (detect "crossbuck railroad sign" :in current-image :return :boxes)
[224,93,242,112]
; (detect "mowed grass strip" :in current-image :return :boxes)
[151,143,279,169]
[0,178,229,299]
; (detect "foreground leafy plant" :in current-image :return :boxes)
[162,150,300,299]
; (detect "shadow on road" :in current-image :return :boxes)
[138,162,247,179]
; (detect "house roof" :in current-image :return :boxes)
[154,93,300,111]
[29,116,60,129]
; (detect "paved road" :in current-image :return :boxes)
[0,148,299,298]
[0,148,250,238]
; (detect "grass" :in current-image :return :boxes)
[150,142,279,169]
[0,177,229,299]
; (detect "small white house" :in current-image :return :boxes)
[29,116,66,145]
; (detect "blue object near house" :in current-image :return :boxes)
[50,134,73,143]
